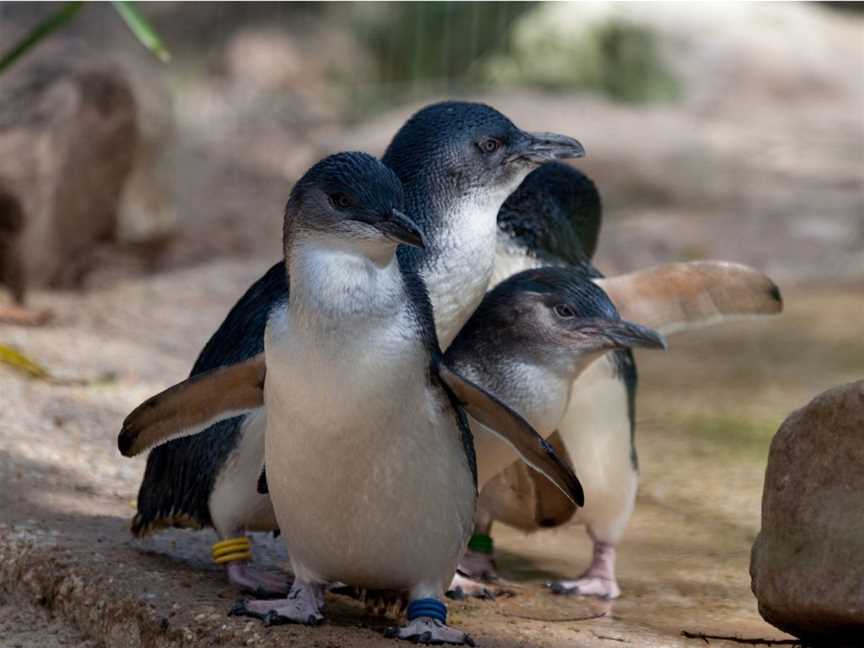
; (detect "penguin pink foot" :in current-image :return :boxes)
[548,541,620,599]
[447,572,497,600]
[229,578,324,625]
[225,562,291,598]
[458,547,499,581]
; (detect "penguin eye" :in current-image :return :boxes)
[330,193,353,209]
[478,137,502,154]
[553,304,576,318]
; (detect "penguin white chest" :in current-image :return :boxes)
[263,301,475,590]
[426,201,500,348]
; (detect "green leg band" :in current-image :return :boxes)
[467,533,494,555]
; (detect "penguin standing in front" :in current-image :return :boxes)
[119,152,585,645]
[455,162,783,599]
[129,102,586,595]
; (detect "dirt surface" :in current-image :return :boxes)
[0,592,97,648]
[2,256,858,647]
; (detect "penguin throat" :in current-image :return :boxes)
[414,188,510,348]
[287,236,404,322]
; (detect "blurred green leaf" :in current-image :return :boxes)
[111,1,171,62]
[0,343,50,380]
[0,2,84,74]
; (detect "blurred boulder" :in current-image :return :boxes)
[750,381,864,646]
[225,29,326,94]
[0,54,137,300]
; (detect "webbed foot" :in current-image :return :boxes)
[459,545,498,581]
[384,618,474,645]
[446,572,511,600]
[229,579,324,626]
[547,540,620,599]
[226,562,290,597]
[547,575,620,599]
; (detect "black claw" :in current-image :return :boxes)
[547,581,575,596]
[464,634,476,646]
[229,599,267,621]
[445,587,465,601]
[383,626,400,639]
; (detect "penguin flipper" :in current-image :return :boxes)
[596,261,783,336]
[118,354,266,457]
[436,361,584,508]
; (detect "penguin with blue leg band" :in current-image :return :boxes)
[119,152,585,644]
[128,102,585,596]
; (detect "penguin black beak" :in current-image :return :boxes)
[509,131,586,164]
[373,208,426,249]
[586,320,667,351]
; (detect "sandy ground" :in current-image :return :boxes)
[0,593,97,648]
[2,254,858,647]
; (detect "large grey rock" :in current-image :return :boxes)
[0,53,137,302]
[751,381,864,646]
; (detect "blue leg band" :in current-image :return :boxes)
[406,597,447,624]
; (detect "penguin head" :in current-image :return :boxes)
[454,267,665,378]
[284,151,424,262]
[498,162,602,264]
[383,102,585,211]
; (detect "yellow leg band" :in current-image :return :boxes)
[212,537,252,564]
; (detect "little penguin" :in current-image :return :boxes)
[118,151,584,645]
[457,162,784,599]
[445,267,667,493]
[129,102,586,595]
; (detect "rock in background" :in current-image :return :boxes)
[0,47,137,300]
[750,381,864,646]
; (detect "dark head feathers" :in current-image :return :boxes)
[383,101,517,186]
[484,267,619,321]
[289,151,404,213]
[498,162,602,264]
[449,267,621,361]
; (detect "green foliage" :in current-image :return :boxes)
[111,1,171,63]
[0,2,83,74]
[592,21,680,103]
[0,1,169,75]
[359,2,534,85]
[484,14,680,103]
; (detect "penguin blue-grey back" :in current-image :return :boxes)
[498,161,602,265]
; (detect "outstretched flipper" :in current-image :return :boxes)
[596,261,782,336]
[118,354,266,457]
[436,361,584,508]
